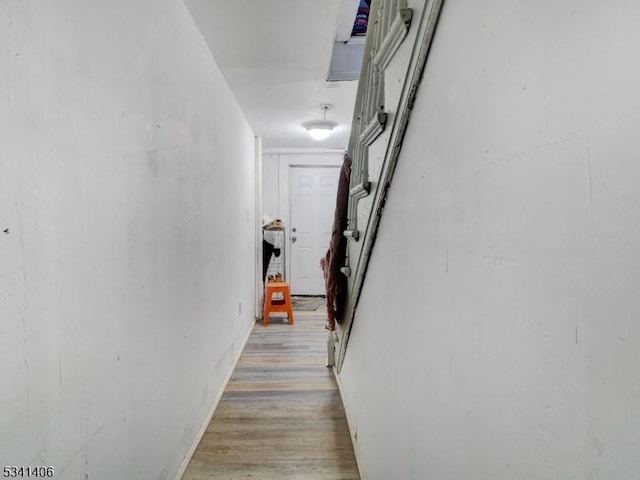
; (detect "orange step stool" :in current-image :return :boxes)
[263,282,294,326]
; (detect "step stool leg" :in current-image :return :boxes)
[263,288,271,327]
[285,286,294,325]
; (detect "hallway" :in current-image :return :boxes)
[181,309,360,479]
[5,1,640,478]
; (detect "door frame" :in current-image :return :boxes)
[254,136,263,319]
[260,150,344,296]
[288,164,342,294]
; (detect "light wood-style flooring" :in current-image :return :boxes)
[181,310,360,479]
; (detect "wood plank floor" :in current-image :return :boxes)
[181,310,360,480]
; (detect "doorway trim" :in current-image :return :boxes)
[288,164,342,294]
[254,136,263,319]
[261,150,344,295]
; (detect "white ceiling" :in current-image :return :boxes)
[185,0,361,149]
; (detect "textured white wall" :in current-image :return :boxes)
[0,1,256,478]
[338,1,640,479]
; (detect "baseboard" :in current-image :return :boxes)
[332,367,365,480]
[173,320,255,480]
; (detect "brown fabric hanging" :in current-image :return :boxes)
[321,153,351,331]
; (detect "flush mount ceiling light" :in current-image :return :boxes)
[304,105,337,140]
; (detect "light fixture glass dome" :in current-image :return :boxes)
[305,122,335,140]
[304,105,336,141]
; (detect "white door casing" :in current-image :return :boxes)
[289,166,340,295]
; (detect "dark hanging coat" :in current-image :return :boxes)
[321,154,351,331]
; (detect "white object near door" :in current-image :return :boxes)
[289,166,340,295]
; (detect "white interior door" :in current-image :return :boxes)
[290,166,340,295]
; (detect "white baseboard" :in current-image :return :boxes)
[173,320,255,480]
[332,367,365,480]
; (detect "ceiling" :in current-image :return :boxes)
[184,0,361,150]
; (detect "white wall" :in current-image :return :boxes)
[337,1,640,479]
[262,154,280,221]
[0,1,256,479]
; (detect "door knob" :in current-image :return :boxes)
[292,227,297,232]
[291,236,297,243]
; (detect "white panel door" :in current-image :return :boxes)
[290,166,340,295]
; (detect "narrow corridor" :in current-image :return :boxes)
[181,308,360,479]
